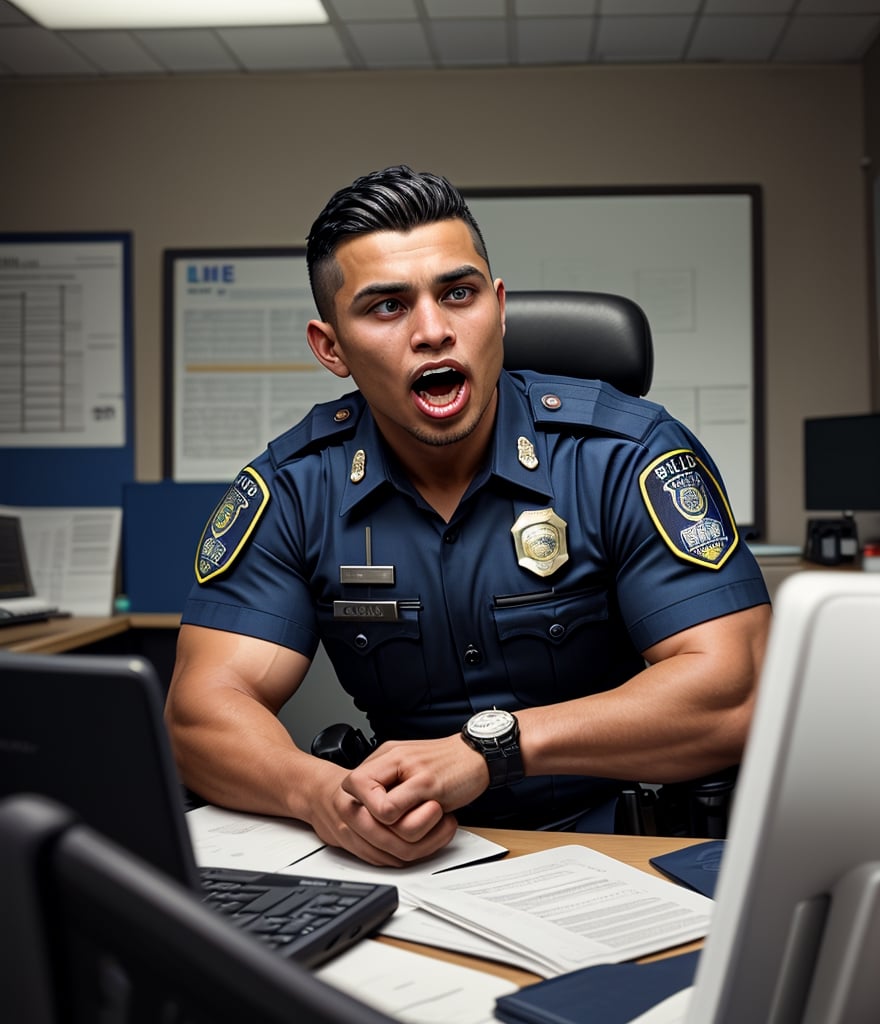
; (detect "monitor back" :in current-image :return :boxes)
[687,571,880,1023]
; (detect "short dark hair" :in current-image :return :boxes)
[306,165,490,322]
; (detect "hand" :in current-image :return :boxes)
[341,734,490,836]
[306,758,459,868]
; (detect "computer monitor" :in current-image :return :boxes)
[686,572,880,1023]
[804,413,880,512]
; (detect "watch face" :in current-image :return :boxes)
[467,708,515,739]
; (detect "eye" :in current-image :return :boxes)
[446,285,474,302]
[372,297,404,316]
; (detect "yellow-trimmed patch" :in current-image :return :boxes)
[639,449,738,569]
[195,467,270,583]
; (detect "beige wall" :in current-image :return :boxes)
[3,63,873,543]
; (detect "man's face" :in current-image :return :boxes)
[307,219,505,454]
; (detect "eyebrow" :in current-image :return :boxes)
[350,264,489,307]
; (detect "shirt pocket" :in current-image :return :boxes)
[492,587,615,704]
[317,604,430,713]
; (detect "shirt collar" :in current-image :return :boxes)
[338,370,554,516]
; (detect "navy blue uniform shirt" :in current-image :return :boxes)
[183,370,769,828]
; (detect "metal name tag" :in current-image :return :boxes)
[333,600,400,621]
[339,565,396,585]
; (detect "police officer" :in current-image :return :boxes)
[166,165,770,867]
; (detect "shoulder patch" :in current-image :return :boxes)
[195,467,270,583]
[639,449,739,569]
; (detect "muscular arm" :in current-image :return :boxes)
[343,603,771,825]
[165,624,456,866]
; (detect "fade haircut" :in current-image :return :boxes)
[306,165,491,323]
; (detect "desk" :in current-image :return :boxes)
[379,828,707,988]
[0,613,180,654]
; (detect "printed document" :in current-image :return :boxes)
[405,845,712,977]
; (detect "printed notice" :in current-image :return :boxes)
[0,238,127,448]
[169,251,350,482]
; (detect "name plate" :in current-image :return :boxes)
[333,600,400,621]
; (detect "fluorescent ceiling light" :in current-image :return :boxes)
[12,1,328,30]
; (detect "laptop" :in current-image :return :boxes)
[0,649,398,967]
[0,514,63,625]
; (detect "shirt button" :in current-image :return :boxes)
[354,634,369,649]
[548,623,566,639]
[443,528,460,544]
[464,644,483,665]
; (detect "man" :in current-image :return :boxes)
[166,165,770,867]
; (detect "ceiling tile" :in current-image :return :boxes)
[516,0,597,14]
[328,0,417,19]
[798,0,880,13]
[516,17,594,65]
[0,0,30,24]
[704,0,793,12]
[688,14,786,61]
[218,25,351,70]
[595,15,693,60]
[775,14,880,61]
[62,30,165,74]
[134,28,239,71]
[424,0,505,19]
[600,0,700,14]
[430,17,509,65]
[0,25,96,73]
[346,20,433,68]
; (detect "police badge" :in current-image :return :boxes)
[511,508,569,578]
[639,449,739,569]
[195,466,270,583]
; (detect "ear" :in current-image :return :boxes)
[495,278,506,337]
[307,320,352,379]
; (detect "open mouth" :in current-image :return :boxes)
[411,366,469,419]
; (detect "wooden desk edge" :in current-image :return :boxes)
[1,613,181,654]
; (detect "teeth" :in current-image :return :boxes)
[421,367,447,377]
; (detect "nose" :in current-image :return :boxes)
[410,297,454,350]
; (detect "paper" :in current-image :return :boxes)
[186,804,508,884]
[288,827,508,894]
[186,804,324,872]
[1,504,122,615]
[628,987,693,1023]
[405,845,712,977]
[317,937,517,1024]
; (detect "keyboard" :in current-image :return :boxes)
[199,866,399,968]
[0,596,64,627]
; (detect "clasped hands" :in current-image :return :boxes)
[311,733,489,867]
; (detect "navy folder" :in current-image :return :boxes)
[649,840,725,899]
[494,950,700,1024]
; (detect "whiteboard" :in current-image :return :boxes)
[465,188,763,535]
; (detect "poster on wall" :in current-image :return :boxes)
[0,234,129,448]
[164,248,350,483]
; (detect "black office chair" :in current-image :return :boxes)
[502,290,654,396]
[503,290,736,838]
[0,793,396,1024]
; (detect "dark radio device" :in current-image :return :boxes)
[310,723,376,769]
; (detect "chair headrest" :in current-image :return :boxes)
[502,290,654,397]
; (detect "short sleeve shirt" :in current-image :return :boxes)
[182,370,769,828]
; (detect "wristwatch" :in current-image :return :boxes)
[461,708,524,789]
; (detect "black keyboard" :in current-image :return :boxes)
[199,866,398,968]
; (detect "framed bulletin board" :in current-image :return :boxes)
[0,231,134,506]
[464,187,764,537]
[163,247,350,483]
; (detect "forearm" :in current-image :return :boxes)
[166,684,337,822]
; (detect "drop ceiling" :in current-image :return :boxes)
[0,0,879,79]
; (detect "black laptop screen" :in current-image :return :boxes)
[0,515,33,599]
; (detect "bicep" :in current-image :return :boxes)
[642,603,772,706]
[169,624,311,716]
